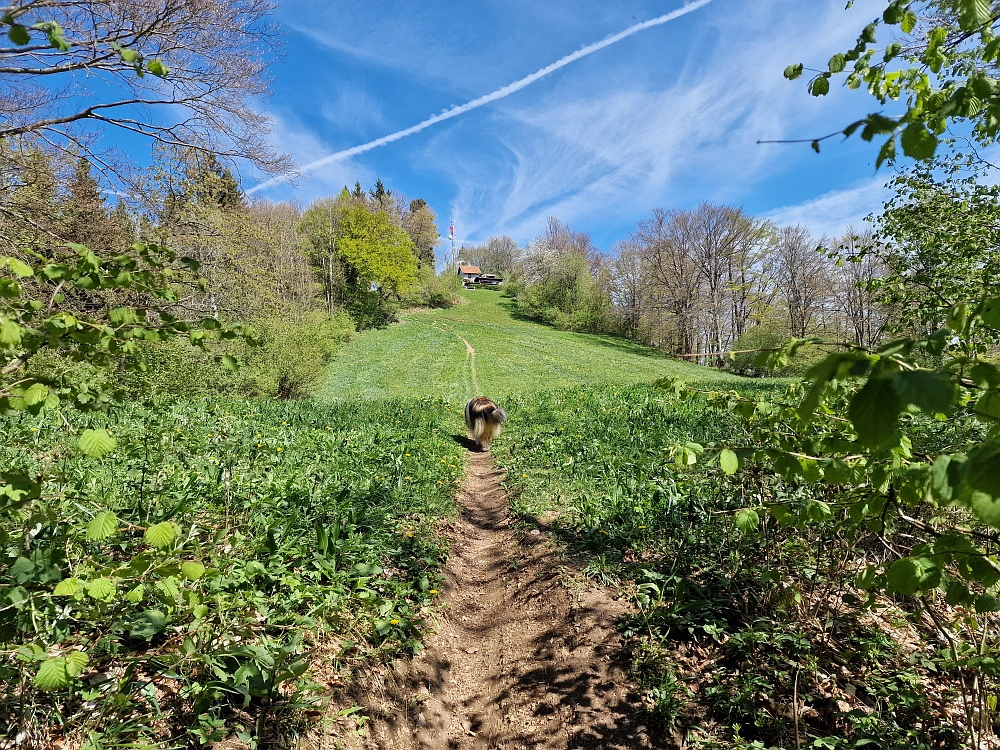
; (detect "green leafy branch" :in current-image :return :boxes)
[1,242,255,413]
[659,293,1000,597]
[783,0,1000,165]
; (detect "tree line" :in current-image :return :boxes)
[466,158,999,372]
[1,144,452,399]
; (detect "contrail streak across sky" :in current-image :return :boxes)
[248,0,715,194]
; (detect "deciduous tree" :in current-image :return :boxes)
[403,198,440,268]
[0,0,289,174]
[773,225,831,338]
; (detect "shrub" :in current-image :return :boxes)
[403,267,462,309]
[727,326,788,376]
[116,312,354,400]
[347,289,398,330]
[119,339,237,399]
[237,311,354,398]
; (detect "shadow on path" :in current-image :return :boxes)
[339,451,658,749]
[450,434,481,452]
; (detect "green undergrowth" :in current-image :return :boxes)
[1,397,465,747]
[495,384,964,749]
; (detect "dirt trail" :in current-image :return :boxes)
[346,450,654,749]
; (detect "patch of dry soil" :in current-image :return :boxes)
[339,450,655,749]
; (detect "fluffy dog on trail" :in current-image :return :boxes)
[465,397,507,451]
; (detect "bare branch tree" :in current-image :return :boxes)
[462,235,520,277]
[0,0,290,175]
[831,228,891,348]
[773,225,832,338]
[607,237,651,340]
[635,208,702,356]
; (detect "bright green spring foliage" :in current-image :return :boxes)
[495,384,953,747]
[0,243,254,411]
[334,202,418,296]
[656,297,1000,743]
[0,398,462,744]
[668,293,1000,550]
[866,158,1000,345]
[789,0,1000,165]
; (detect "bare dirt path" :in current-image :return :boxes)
[346,450,655,749]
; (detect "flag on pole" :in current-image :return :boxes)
[449,222,454,239]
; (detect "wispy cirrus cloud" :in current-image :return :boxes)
[261,114,374,203]
[762,178,889,239]
[320,84,387,135]
[444,0,887,244]
[248,0,716,194]
[260,0,891,253]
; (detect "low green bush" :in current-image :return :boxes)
[114,312,354,400]
[727,326,788,376]
[403,267,462,309]
[347,289,398,330]
[495,384,967,749]
[236,311,354,398]
[727,325,830,378]
[118,338,238,399]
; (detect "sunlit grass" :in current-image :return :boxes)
[319,291,757,401]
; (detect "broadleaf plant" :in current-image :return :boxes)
[790,1,1000,164]
[659,294,1000,744]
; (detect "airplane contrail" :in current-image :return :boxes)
[248,0,715,194]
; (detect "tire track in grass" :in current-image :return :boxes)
[434,323,480,397]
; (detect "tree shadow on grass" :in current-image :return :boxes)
[495,296,696,364]
[567,332,675,360]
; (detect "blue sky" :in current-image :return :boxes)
[248,0,895,256]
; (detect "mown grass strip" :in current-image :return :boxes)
[319,292,745,401]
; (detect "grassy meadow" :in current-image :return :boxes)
[3,289,954,749]
[319,290,742,401]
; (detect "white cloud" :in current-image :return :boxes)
[320,84,387,135]
[261,114,374,202]
[250,0,716,194]
[445,0,886,243]
[264,0,892,242]
[762,178,889,238]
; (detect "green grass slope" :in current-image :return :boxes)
[319,291,743,401]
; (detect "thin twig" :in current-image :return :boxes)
[793,667,801,749]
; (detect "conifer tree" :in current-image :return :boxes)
[189,154,243,211]
[369,178,389,201]
[63,156,112,249]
